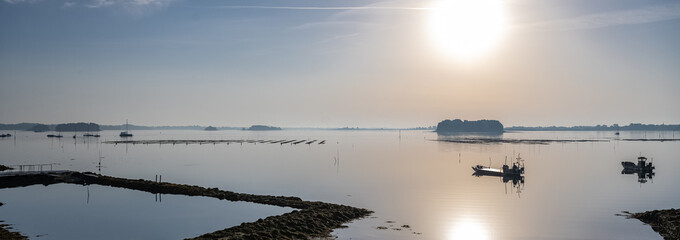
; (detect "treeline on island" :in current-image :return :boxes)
[55,122,101,132]
[0,122,101,132]
[0,123,242,131]
[244,125,282,131]
[436,119,504,133]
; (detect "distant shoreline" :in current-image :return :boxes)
[506,123,680,131]
[1,122,679,132]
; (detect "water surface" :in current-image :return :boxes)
[1,130,678,239]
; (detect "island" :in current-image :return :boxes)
[55,122,101,132]
[245,125,282,131]
[435,119,504,133]
[28,124,50,132]
[204,126,218,131]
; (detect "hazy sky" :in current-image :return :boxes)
[1,0,679,128]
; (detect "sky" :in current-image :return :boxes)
[1,0,679,128]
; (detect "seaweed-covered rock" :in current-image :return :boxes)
[0,171,372,240]
[0,203,28,240]
[631,209,680,240]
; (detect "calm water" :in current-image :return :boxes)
[1,130,679,239]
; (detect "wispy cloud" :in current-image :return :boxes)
[290,21,380,31]
[85,0,173,8]
[86,0,114,8]
[319,33,360,43]
[80,0,176,16]
[62,1,75,8]
[3,0,175,13]
[522,2,680,31]
[200,5,430,11]
[3,0,41,3]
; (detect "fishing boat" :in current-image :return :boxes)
[472,155,525,177]
[621,156,655,183]
[472,155,526,196]
[471,165,504,176]
[621,156,654,172]
[119,119,133,137]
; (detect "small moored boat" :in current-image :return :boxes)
[473,155,525,177]
[120,119,133,137]
[622,156,654,172]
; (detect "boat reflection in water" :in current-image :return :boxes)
[621,156,655,184]
[472,155,525,196]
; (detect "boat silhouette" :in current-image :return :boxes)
[621,156,655,183]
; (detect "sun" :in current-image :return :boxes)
[428,0,508,61]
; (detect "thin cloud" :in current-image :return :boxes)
[523,3,680,31]
[79,0,176,16]
[201,5,430,11]
[290,21,380,31]
[318,32,360,44]
[86,0,114,8]
[3,0,41,3]
[85,0,173,8]
[62,1,75,8]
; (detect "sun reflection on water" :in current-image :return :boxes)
[449,219,490,240]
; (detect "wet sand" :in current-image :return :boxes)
[0,171,372,239]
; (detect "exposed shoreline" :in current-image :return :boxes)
[433,138,680,145]
[433,138,607,145]
[0,202,29,240]
[0,171,372,239]
[627,209,680,240]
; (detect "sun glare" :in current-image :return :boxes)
[428,0,507,61]
[449,219,490,240]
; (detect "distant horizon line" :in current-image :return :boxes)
[1,121,679,130]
